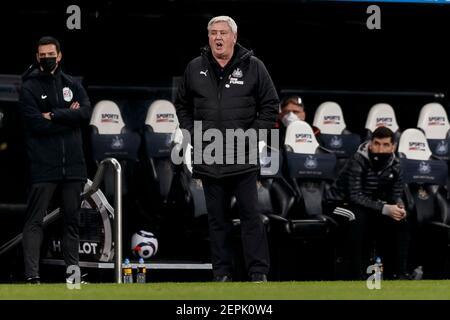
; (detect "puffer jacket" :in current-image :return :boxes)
[175,44,279,178]
[329,141,404,212]
[19,66,91,183]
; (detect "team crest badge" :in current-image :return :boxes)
[111,136,124,149]
[232,68,243,78]
[304,155,318,169]
[436,140,448,155]
[62,87,73,102]
[330,136,343,149]
[418,161,431,174]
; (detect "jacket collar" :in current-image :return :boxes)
[22,64,62,81]
[201,43,253,67]
[357,140,396,169]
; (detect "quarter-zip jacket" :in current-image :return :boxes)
[19,66,91,183]
[175,44,279,178]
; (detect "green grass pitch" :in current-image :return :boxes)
[1,280,450,300]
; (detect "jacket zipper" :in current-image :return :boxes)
[215,60,241,113]
[54,77,66,177]
[206,62,222,127]
[62,136,66,177]
[216,61,241,170]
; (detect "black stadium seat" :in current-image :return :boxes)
[143,99,179,204]
[89,100,140,196]
[398,128,450,278]
[278,120,337,237]
[417,102,450,161]
[265,121,337,280]
[313,101,360,172]
[398,128,450,226]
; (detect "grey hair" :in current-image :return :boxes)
[207,16,238,34]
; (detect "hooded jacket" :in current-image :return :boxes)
[19,66,92,183]
[175,44,279,178]
[329,141,404,212]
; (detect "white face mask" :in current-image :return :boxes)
[281,112,300,127]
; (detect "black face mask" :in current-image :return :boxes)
[39,57,57,73]
[369,151,392,170]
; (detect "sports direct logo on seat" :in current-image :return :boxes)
[101,113,119,123]
[323,115,341,125]
[409,142,426,152]
[376,117,392,127]
[156,113,175,122]
[295,133,312,143]
[428,116,446,126]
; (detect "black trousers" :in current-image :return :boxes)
[22,181,84,278]
[345,205,410,279]
[201,171,270,277]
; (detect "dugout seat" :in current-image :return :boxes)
[365,103,401,143]
[90,100,140,196]
[269,120,337,238]
[143,100,179,203]
[398,128,450,227]
[398,128,450,277]
[417,103,450,161]
[313,101,360,172]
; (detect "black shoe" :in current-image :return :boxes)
[213,275,232,282]
[26,276,41,284]
[392,272,411,280]
[250,273,267,283]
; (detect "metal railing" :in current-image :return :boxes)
[86,158,123,283]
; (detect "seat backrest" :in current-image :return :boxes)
[143,100,179,201]
[398,129,448,188]
[417,103,450,140]
[399,129,449,225]
[284,120,320,154]
[284,121,337,218]
[365,103,399,134]
[313,101,346,135]
[398,128,432,161]
[313,101,360,162]
[144,100,181,160]
[145,99,179,133]
[90,100,126,134]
